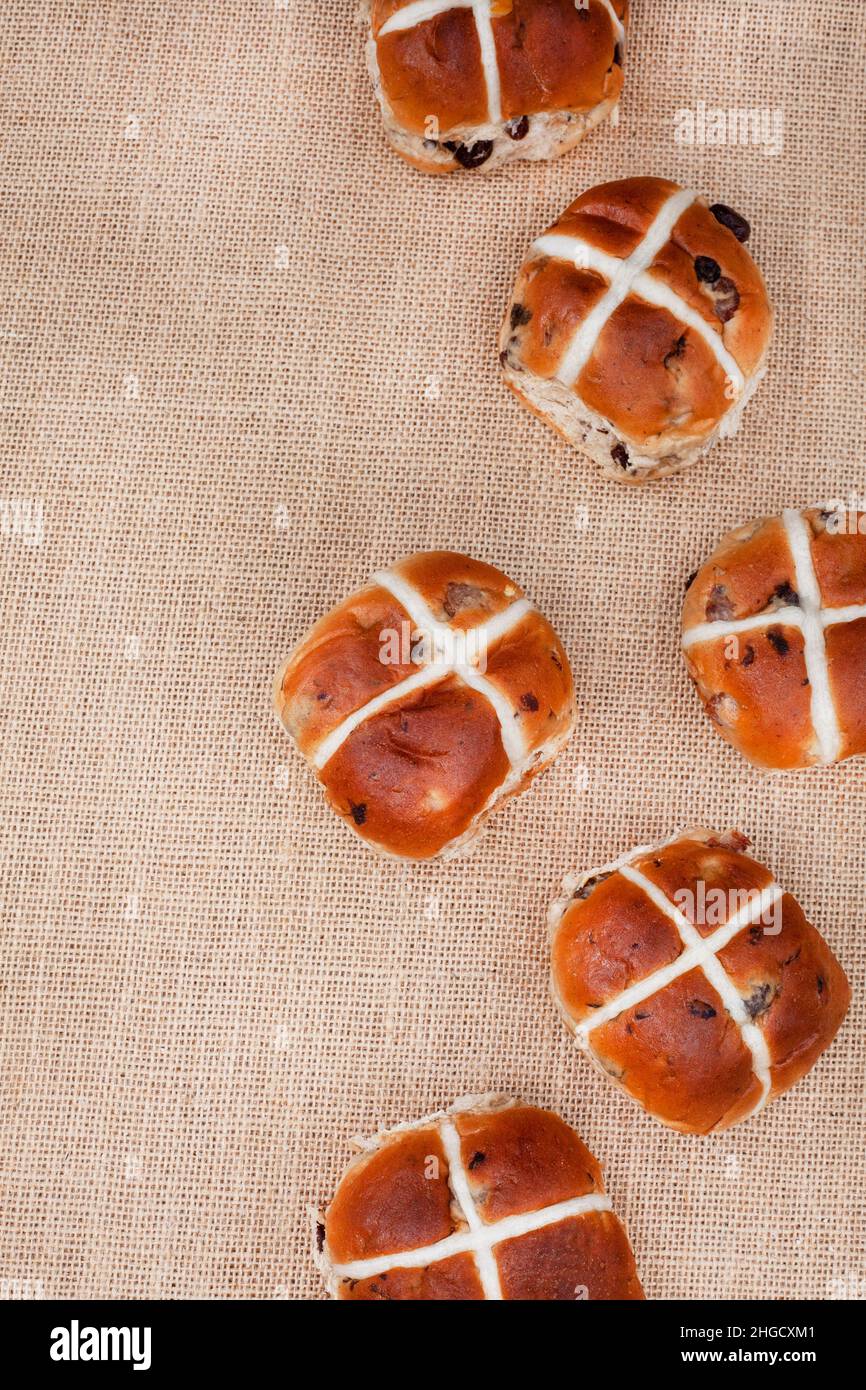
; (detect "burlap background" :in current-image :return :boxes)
[0,0,863,1302]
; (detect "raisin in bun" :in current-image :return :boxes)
[363,0,627,175]
[549,829,851,1134]
[274,551,575,860]
[682,508,866,769]
[315,1093,644,1299]
[500,177,773,482]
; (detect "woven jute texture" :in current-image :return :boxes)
[1,0,864,1302]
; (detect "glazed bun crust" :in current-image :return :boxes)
[549,830,850,1134]
[276,551,575,860]
[683,509,866,768]
[319,1094,644,1300]
[321,673,511,858]
[367,1,627,175]
[375,6,490,134]
[501,177,773,482]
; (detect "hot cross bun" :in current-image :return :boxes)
[683,508,866,768]
[316,1093,644,1299]
[549,829,850,1134]
[275,551,575,859]
[501,176,773,481]
[364,1,627,174]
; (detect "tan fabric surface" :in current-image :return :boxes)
[0,0,864,1301]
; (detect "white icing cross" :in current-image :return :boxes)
[531,186,746,401]
[329,1111,612,1298]
[682,508,866,765]
[377,1,625,127]
[307,564,545,793]
[567,853,784,1120]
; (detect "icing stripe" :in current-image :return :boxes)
[532,227,744,396]
[377,2,502,123]
[330,1190,612,1282]
[379,2,624,128]
[681,513,864,765]
[597,0,626,45]
[311,662,447,771]
[310,570,538,774]
[617,865,772,1114]
[372,565,447,651]
[440,1118,503,1298]
[822,603,866,627]
[374,566,533,657]
[533,232,623,282]
[631,271,744,394]
[373,567,536,767]
[576,882,783,1036]
[456,663,526,765]
[782,509,842,765]
[378,1,475,36]
[547,187,698,388]
[681,606,803,651]
[471,595,533,645]
[682,597,866,650]
[379,0,625,46]
[473,3,502,124]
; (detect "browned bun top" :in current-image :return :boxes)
[322,1095,644,1299]
[320,672,512,858]
[682,509,866,768]
[276,551,575,858]
[504,176,773,451]
[374,4,489,133]
[371,0,626,135]
[550,830,851,1134]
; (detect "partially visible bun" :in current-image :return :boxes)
[364,0,627,175]
[682,507,866,768]
[500,177,773,481]
[316,1092,645,1299]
